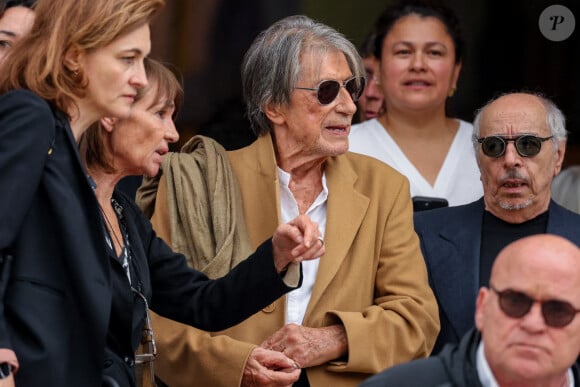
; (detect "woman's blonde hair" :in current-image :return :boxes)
[81,58,183,173]
[0,0,165,116]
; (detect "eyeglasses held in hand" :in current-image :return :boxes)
[295,76,366,105]
[489,285,580,328]
[476,135,553,158]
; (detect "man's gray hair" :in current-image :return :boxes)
[242,15,364,136]
[472,91,567,154]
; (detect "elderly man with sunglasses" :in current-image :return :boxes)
[361,233,580,387]
[142,14,439,387]
[412,91,580,355]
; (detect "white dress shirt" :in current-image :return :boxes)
[277,166,327,325]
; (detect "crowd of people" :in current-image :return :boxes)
[0,0,578,386]
[0,1,324,386]
[138,14,438,387]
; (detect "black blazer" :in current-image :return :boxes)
[104,192,299,386]
[361,327,580,387]
[0,90,298,386]
[414,198,580,354]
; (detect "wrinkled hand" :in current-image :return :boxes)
[271,214,324,273]
[0,374,14,387]
[261,324,347,368]
[241,347,301,387]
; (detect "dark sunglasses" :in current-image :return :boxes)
[489,285,580,328]
[295,76,366,105]
[476,135,553,158]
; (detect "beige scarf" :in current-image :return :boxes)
[137,135,252,278]
[134,135,253,387]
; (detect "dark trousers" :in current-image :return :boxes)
[293,369,310,387]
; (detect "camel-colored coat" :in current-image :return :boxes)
[151,134,439,387]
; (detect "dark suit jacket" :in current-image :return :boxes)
[361,327,580,387]
[104,192,296,386]
[414,197,580,354]
[0,90,297,386]
[0,89,112,386]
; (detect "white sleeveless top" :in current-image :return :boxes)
[349,118,483,206]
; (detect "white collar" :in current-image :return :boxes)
[476,341,574,387]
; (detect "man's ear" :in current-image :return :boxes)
[450,60,462,91]
[474,287,488,331]
[63,45,83,72]
[100,117,118,132]
[553,139,566,177]
[263,102,286,126]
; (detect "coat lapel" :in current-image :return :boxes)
[304,156,369,320]
[230,138,370,322]
[57,112,112,331]
[546,200,580,242]
[423,200,484,338]
[228,135,281,247]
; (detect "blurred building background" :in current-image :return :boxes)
[150,0,579,166]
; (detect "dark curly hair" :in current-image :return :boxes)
[1,0,36,15]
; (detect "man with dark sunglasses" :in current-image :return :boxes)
[413,91,580,355]
[361,234,580,387]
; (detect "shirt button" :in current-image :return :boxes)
[262,301,277,313]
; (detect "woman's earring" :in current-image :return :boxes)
[71,69,80,81]
[448,87,456,97]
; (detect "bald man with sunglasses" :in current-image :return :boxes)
[412,91,580,355]
[362,234,580,387]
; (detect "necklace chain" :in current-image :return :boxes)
[89,175,123,252]
[99,201,124,255]
[99,197,134,286]
[89,179,134,283]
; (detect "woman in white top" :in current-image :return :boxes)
[350,0,482,207]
